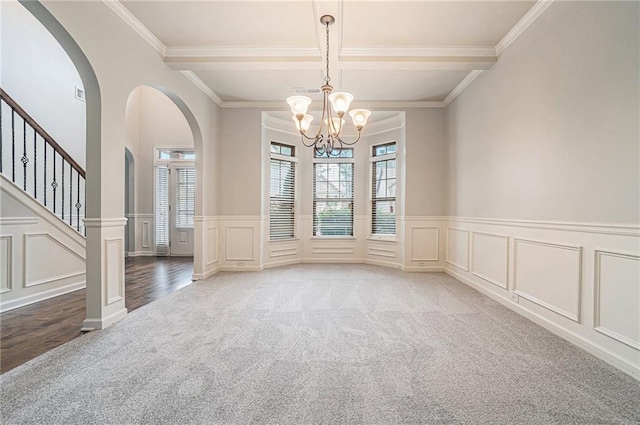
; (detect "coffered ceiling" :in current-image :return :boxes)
[110,0,547,108]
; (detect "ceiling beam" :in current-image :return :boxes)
[164,46,497,72]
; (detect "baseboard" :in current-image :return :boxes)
[300,258,366,264]
[81,308,128,331]
[192,267,220,280]
[262,258,301,270]
[219,265,264,272]
[402,265,445,272]
[0,281,86,313]
[445,267,640,381]
[364,258,403,270]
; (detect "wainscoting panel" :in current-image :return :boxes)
[0,236,12,293]
[444,217,640,379]
[594,251,640,350]
[410,227,439,262]
[225,226,255,261]
[446,228,469,271]
[24,233,85,288]
[1,178,86,312]
[471,232,508,289]
[270,247,298,258]
[206,226,219,266]
[514,238,582,322]
[142,220,150,248]
[105,238,124,305]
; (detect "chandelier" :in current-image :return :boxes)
[286,15,371,157]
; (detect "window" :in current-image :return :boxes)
[314,149,354,158]
[158,149,195,160]
[175,168,195,227]
[372,142,396,235]
[270,143,296,240]
[155,165,169,255]
[313,149,354,236]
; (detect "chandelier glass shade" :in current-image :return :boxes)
[286,15,371,157]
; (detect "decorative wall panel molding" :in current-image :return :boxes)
[206,226,219,266]
[514,238,582,322]
[368,246,396,258]
[0,236,12,293]
[225,226,255,261]
[0,217,39,226]
[105,238,124,305]
[311,247,355,255]
[410,227,439,261]
[594,250,640,350]
[446,228,469,271]
[142,220,151,248]
[23,233,85,288]
[270,247,298,258]
[471,232,509,289]
[447,216,639,237]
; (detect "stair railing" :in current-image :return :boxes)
[0,88,86,234]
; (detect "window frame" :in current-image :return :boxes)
[312,149,355,238]
[370,142,397,239]
[269,142,298,241]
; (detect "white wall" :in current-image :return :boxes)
[1,0,86,168]
[444,1,640,378]
[128,86,194,214]
[445,1,639,224]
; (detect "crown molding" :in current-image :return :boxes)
[180,71,223,107]
[224,100,443,109]
[496,0,555,56]
[102,0,166,56]
[443,70,483,106]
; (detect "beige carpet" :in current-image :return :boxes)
[2,264,639,424]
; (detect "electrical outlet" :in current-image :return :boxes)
[511,292,519,303]
[237,261,245,266]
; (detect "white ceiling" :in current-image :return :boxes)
[115,0,541,106]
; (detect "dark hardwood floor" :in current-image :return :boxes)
[0,256,193,374]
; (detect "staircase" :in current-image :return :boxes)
[0,88,87,312]
[0,88,86,234]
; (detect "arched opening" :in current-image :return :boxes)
[123,85,200,308]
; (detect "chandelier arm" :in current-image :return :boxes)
[335,131,362,146]
[313,92,330,139]
[300,132,319,145]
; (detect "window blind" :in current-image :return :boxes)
[313,162,354,236]
[155,165,169,255]
[175,167,195,228]
[372,152,396,235]
[270,158,296,240]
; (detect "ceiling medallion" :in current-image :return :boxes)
[286,15,371,157]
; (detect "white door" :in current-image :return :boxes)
[155,164,195,256]
[168,165,195,256]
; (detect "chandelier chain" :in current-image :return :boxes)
[324,21,331,84]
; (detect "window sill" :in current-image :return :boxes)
[367,236,397,243]
[310,236,356,241]
[269,238,300,243]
